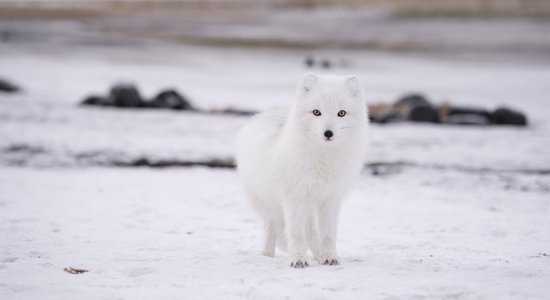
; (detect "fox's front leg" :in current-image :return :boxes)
[282,201,308,268]
[262,220,277,257]
[318,200,341,265]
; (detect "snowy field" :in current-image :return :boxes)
[1,38,550,299]
[1,166,549,299]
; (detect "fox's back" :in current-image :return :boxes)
[235,108,289,190]
[236,108,287,154]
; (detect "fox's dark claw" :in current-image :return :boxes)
[290,260,309,268]
[322,259,339,265]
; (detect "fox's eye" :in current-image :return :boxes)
[312,109,321,116]
[338,110,347,117]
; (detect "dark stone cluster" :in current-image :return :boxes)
[0,78,21,93]
[370,93,528,126]
[81,84,194,111]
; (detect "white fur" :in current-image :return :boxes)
[235,73,368,268]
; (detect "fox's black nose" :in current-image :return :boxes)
[324,130,333,138]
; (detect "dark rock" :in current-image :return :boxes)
[81,95,112,106]
[378,110,405,123]
[0,78,20,93]
[368,109,405,123]
[80,85,196,111]
[394,94,438,122]
[409,105,439,123]
[447,107,491,117]
[148,89,193,110]
[490,107,528,126]
[447,107,490,118]
[321,59,331,69]
[394,93,432,108]
[304,56,315,68]
[445,114,490,125]
[443,107,491,125]
[109,84,143,107]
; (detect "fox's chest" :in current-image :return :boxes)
[275,152,357,196]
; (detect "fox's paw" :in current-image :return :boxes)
[318,253,340,266]
[321,258,339,265]
[289,259,309,268]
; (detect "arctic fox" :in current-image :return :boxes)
[235,73,368,268]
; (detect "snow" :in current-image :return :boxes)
[1,34,550,299]
[1,167,548,299]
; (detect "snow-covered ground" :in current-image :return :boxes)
[1,39,550,299]
[1,166,549,299]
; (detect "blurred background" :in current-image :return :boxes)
[1,0,549,167]
[1,1,549,299]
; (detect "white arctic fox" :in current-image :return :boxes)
[236,73,368,268]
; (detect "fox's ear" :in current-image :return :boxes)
[346,75,362,97]
[298,73,318,94]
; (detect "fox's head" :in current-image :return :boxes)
[291,73,368,144]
